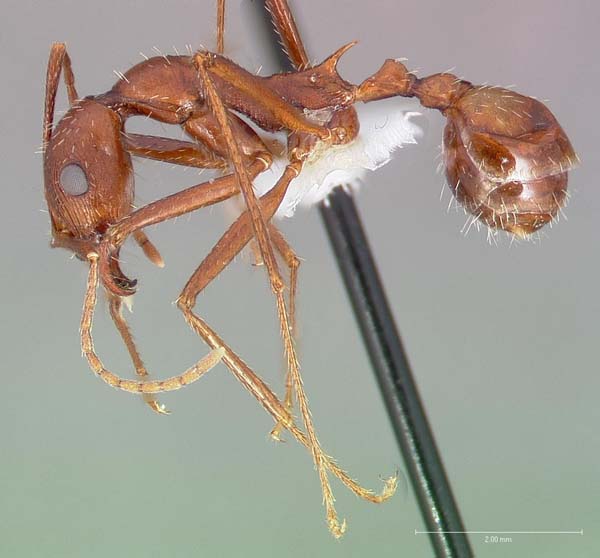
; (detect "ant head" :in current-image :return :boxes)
[44,99,134,259]
[443,86,577,236]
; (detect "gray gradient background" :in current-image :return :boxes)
[2,0,598,556]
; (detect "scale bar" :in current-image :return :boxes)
[415,530,583,535]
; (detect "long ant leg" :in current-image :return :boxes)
[121,131,228,273]
[43,43,78,146]
[264,0,310,71]
[119,130,264,415]
[263,0,329,435]
[122,133,227,171]
[102,158,268,262]
[194,53,351,537]
[102,152,395,504]
[80,133,266,399]
[238,221,300,433]
[239,221,301,439]
[80,254,225,396]
[88,24,395,533]
[216,0,225,55]
[106,133,232,413]
[174,167,396,534]
[266,224,300,441]
[178,308,397,503]
[216,0,336,444]
[76,131,254,407]
[107,294,170,414]
[76,146,276,406]
[104,135,395,532]
[261,0,362,444]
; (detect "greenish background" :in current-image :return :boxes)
[2,0,597,556]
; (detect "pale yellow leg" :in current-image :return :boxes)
[80,254,224,396]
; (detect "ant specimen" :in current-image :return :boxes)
[42,0,576,538]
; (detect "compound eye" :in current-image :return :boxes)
[59,163,89,196]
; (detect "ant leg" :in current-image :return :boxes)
[132,230,164,268]
[264,0,310,70]
[107,294,169,415]
[104,159,268,267]
[43,43,78,145]
[178,313,396,499]
[123,131,240,270]
[82,164,274,408]
[119,131,231,396]
[269,225,299,341]
[177,276,396,530]
[176,163,300,306]
[196,55,349,537]
[102,149,394,517]
[122,133,227,170]
[266,224,300,441]
[80,254,225,397]
[235,0,364,463]
[187,56,286,309]
[176,165,396,536]
[123,131,238,269]
[262,3,340,433]
[216,0,225,54]
[245,2,397,530]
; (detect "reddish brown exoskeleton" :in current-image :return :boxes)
[42,0,576,537]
